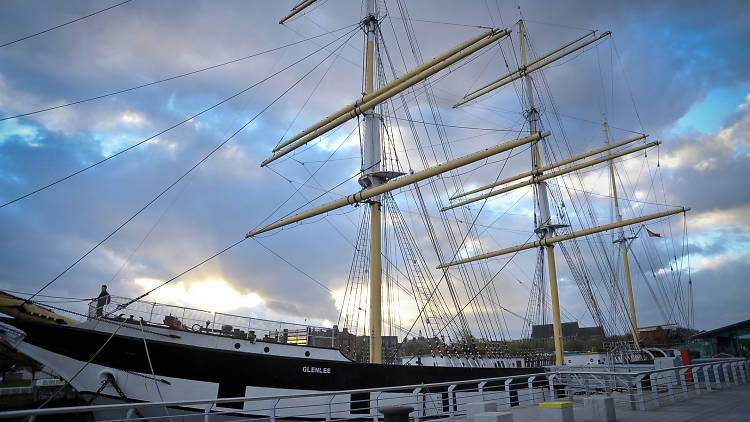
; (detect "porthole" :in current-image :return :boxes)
[264,346,270,353]
[305,351,311,357]
[234,343,241,349]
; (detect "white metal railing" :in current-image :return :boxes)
[0,358,746,421]
[552,358,749,411]
[89,295,335,347]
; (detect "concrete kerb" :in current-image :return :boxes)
[474,412,513,422]
[467,401,497,422]
[582,396,616,422]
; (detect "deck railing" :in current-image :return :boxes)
[88,295,335,347]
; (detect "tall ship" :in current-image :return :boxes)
[0,0,694,419]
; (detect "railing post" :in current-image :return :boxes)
[719,363,732,388]
[372,392,382,422]
[738,362,747,384]
[736,362,743,383]
[729,362,740,385]
[713,364,722,389]
[126,408,137,421]
[738,361,744,382]
[679,368,689,399]
[725,363,736,385]
[592,374,603,395]
[702,366,712,392]
[326,394,334,422]
[634,374,646,411]
[413,387,422,422]
[650,373,660,408]
[270,398,280,422]
[583,376,590,397]
[666,373,675,403]
[548,374,557,400]
[204,403,214,422]
[448,384,457,418]
[527,376,536,404]
[504,378,512,409]
[693,366,702,395]
[478,381,487,401]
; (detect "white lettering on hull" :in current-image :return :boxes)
[302,366,331,374]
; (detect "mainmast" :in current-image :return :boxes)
[520,19,566,366]
[262,3,540,363]
[605,121,640,349]
[360,0,385,364]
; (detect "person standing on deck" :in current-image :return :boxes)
[95,285,110,317]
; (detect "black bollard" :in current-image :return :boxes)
[379,405,414,422]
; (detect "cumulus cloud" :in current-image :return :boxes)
[662,95,750,171]
[131,277,264,314]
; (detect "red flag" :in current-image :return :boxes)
[646,228,662,238]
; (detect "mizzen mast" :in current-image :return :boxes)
[445,20,688,366]
[605,121,640,350]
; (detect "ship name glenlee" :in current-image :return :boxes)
[302,366,332,374]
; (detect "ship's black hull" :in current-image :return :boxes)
[3,316,551,421]
[3,317,542,392]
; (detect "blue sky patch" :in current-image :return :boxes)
[673,84,750,134]
[0,120,43,147]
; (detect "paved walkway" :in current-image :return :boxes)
[436,383,750,422]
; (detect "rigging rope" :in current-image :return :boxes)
[252,238,333,293]
[0,0,134,49]
[0,23,359,122]
[32,323,124,412]
[24,28,359,306]
[387,0,515,344]
[0,26,360,209]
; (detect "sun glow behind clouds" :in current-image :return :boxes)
[132,277,264,313]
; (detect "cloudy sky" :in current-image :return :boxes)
[1,0,748,341]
